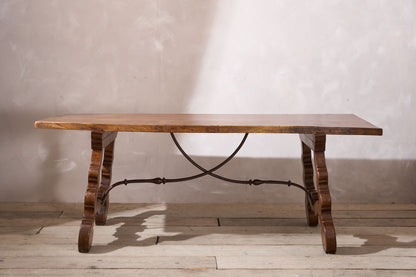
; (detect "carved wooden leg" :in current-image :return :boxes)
[78,147,103,253]
[300,133,337,254]
[313,134,337,254]
[78,131,117,253]
[301,142,318,226]
[96,141,115,225]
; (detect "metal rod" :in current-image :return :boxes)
[171,133,306,189]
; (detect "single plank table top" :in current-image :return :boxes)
[34,114,382,135]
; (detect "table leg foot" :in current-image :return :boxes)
[78,220,94,253]
[320,217,337,254]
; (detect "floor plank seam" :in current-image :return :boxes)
[2,203,416,273]
[35,226,44,235]
[214,256,218,270]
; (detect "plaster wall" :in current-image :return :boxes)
[0,0,415,203]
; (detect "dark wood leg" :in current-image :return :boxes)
[301,141,318,226]
[78,147,102,253]
[314,147,337,254]
[300,133,337,254]
[96,141,115,225]
[78,131,117,253]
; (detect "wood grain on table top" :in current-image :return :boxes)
[34,114,382,135]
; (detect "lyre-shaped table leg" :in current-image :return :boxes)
[78,148,102,253]
[96,141,115,225]
[300,133,337,254]
[301,142,318,226]
[78,131,117,253]
[314,148,337,253]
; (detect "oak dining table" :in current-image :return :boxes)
[34,113,382,254]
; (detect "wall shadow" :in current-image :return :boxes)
[110,155,416,203]
[0,110,66,202]
[1,1,220,202]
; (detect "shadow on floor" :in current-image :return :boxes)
[88,205,416,255]
[338,234,416,255]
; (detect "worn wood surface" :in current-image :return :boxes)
[301,141,318,226]
[78,131,117,253]
[1,203,415,276]
[95,140,115,226]
[34,113,382,135]
[1,269,415,277]
[313,134,337,253]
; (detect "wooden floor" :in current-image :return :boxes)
[0,203,416,276]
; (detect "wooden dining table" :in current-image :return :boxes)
[34,113,382,254]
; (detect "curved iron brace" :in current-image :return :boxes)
[100,133,312,204]
[170,133,309,192]
[100,133,249,203]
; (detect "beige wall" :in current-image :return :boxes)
[0,0,415,203]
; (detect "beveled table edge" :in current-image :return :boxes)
[34,113,383,136]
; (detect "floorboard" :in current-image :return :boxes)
[0,203,415,276]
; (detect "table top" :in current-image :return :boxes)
[34,114,382,135]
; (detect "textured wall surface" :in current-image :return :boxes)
[0,0,415,203]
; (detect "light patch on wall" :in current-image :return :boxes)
[323,80,340,97]
[134,10,175,30]
[133,5,176,52]
[377,46,385,55]
[67,13,81,34]
[153,39,164,51]
[358,79,376,96]
[37,143,50,162]
[398,92,412,107]
[0,0,11,20]
[54,158,77,172]
[408,36,416,49]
